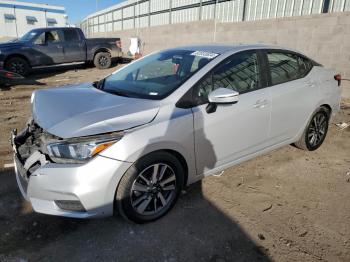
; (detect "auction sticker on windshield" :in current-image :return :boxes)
[191,51,219,59]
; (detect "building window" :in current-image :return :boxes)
[4,14,16,23]
[47,18,57,27]
[26,16,38,25]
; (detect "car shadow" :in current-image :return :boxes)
[0,168,270,261]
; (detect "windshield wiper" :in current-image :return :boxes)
[104,89,130,97]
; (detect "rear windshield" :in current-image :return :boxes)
[101,50,218,99]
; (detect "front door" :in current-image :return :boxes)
[191,51,271,176]
[31,30,65,65]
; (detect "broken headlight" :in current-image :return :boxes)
[47,137,120,162]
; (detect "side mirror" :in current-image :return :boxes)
[206,88,239,114]
[208,88,239,104]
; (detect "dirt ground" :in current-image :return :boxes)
[0,64,349,262]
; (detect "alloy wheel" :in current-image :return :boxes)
[307,112,327,147]
[130,163,177,216]
[99,56,108,67]
[9,61,25,75]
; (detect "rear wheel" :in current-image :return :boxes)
[116,152,184,223]
[295,107,330,151]
[5,57,30,76]
[93,52,111,69]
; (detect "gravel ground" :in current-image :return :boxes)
[0,64,349,262]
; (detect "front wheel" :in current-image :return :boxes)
[93,52,111,69]
[116,152,184,223]
[295,107,330,151]
[5,57,30,76]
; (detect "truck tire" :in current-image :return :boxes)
[94,52,112,69]
[5,57,30,76]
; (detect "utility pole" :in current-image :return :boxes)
[44,10,47,27]
[213,0,218,42]
[14,6,18,38]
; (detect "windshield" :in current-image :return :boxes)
[19,30,40,42]
[101,49,218,99]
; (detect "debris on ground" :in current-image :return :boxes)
[3,163,14,169]
[262,204,273,212]
[299,231,308,237]
[213,171,225,177]
[335,122,349,130]
[236,177,244,187]
[258,233,265,240]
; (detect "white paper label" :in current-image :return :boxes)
[190,51,219,59]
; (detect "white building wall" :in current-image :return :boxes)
[0,6,17,38]
[0,0,67,39]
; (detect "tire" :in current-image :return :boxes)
[93,52,111,69]
[294,107,330,151]
[116,151,184,223]
[5,57,30,76]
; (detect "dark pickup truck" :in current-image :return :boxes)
[0,27,122,75]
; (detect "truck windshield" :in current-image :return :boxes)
[19,30,40,42]
[101,50,218,100]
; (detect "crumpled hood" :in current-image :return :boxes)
[32,83,160,138]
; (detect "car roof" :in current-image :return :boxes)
[170,44,297,55]
[31,27,78,32]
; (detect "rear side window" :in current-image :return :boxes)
[298,56,313,78]
[267,52,299,85]
[63,29,80,42]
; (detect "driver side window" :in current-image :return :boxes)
[193,51,261,105]
[34,32,45,45]
[34,30,61,45]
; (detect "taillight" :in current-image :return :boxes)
[334,74,341,86]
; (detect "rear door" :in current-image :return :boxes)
[31,30,65,65]
[61,29,86,63]
[265,50,318,144]
[191,50,271,175]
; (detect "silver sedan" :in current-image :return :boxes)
[12,44,341,223]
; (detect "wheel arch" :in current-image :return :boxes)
[320,104,332,117]
[111,149,190,219]
[127,149,189,188]
[162,149,189,188]
[295,103,333,143]
[4,54,31,67]
[93,48,111,58]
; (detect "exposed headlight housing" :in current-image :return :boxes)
[47,136,121,163]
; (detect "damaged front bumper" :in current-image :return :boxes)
[11,127,132,219]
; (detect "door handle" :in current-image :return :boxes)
[253,99,269,109]
[305,79,315,87]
